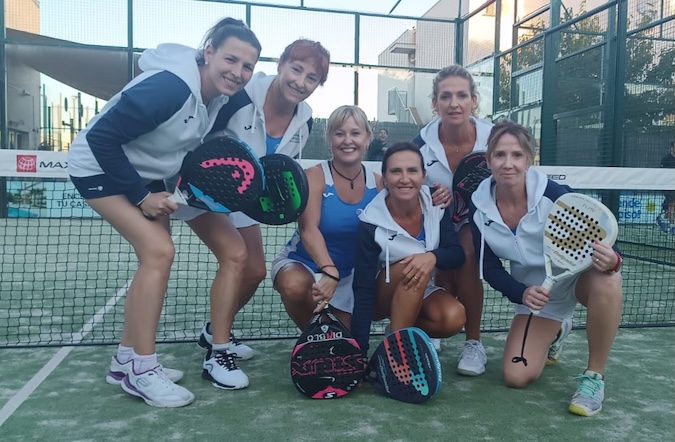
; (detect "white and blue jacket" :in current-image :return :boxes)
[68,44,229,205]
[208,72,313,158]
[351,186,465,353]
[470,169,621,305]
[469,167,582,306]
[412,116,493,188]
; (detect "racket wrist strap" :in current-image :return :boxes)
[606,251,622,274]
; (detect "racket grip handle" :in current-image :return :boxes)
[542,277,555,291]
[168,188,188,206]
[529,308,541,315]
[531,277,555,315]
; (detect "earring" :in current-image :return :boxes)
[205,60,209,66]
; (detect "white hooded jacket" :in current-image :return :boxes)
[413,116,494,188]
[351,186,465,353]
[208,72,313,158]
[68,43,229,204]
[469,168,567,304]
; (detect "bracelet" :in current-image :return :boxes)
[605,251,622,274]
[319,267,340,282]
[137,192,151,207]
[319,264,337,271]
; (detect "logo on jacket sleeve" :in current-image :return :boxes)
[484,220,494,226]
[426,160,439,167]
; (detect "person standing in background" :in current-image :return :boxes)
[660,141,675,168]
[367,128,390,161]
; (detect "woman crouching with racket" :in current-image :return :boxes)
[67,18,261,407]
[273,105,381,330]
[469,120,623,417]
[351,142,467,359]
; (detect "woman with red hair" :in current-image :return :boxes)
[175,39,330,378]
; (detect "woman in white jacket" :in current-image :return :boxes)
[351,142,467,355]
[469,120,623,417]
[187,40,330,361]
[68,18,261,407]
[412,65,493,376]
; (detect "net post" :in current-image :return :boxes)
[0,177,6,218]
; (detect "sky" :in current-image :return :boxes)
[38,0,445,120]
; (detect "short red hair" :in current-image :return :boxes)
[279,39,330,85]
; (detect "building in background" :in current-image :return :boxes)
[6,0,40,150]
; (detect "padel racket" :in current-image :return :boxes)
[541,192,619,292]
[512,192,619,366]
[365,327,441,404]
[242,154,309,225]
[452,151,492,223]
[168,136,264,213]
[291,306,364,399]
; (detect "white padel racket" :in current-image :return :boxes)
[512,192,620,366]
[534,192,619,312]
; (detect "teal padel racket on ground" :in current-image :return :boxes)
[365,327,442,404]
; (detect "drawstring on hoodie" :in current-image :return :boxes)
[477,211,486,281]
[249,110,257,135]
[384,232,391,283]
[298,132,303,160]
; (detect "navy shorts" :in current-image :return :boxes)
[70,174,165,200]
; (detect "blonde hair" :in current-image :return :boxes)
[486,120,535,165]
[325,105,372,144]
[432,65,478,101]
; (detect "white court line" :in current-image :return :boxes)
[0,280,131,427]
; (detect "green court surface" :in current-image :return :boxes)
[0,328,673,441]
[1,219,673,347]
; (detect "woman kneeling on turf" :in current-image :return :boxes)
[469,120,623,416]
[273,106,381,330]
[351,142,466,356]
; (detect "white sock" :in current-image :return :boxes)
[584,369,604,380]
[132,352,158,373]
[116,345,133,364]
[212,343,232,352]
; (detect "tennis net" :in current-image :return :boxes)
[0,150,673,347]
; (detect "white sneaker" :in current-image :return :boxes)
[197,323,254,360]
[203,349,249,390]
[121,366,194,408]
[106,356,183,385]
[457,340,487,376]
[431,338,442,352]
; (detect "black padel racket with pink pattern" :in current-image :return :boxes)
[169,136,264,213]
[291,307,364,399]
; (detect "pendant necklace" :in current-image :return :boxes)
[331,161,363,189]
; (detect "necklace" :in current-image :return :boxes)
[331,161,363,189]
